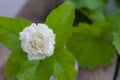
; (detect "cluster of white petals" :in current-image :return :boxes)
[19,23,55,60]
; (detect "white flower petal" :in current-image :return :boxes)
[19,23,55,60]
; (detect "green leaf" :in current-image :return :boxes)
[36,56,55,80]
[72,23,91,35]
[5,51,27,80]
[73,22,111,37]
[45,2,76,80]
[0,32,21,51]
[113,33,120,55]
[109,12,120,55]
[16,60,39,80]
[0,16,31,51]
[0,17,31,80]
[67,23,114,68]
[65,0,105,21]
[16,56,55,80]
[91,21,111,37]
[92,7,105,21]
[0,16,30,35]
[65,0,104,10]
[54,49,76,80]
[45,1,75,48]
[67,35,114,68]
[110,12,120,32]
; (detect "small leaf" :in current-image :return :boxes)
[54,49,76,80]
[45,1,75,48]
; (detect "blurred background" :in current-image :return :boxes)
[0,0,63,22]
[0,0,119,17]
[0,0,120,80]
[0,0,27,17]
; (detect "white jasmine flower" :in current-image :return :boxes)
[19,23,55,60]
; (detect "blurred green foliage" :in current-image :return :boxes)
[65,0,106,21]
[67,22,114,68]
[65,0,120,68]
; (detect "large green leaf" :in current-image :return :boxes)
[45,2,76,80]
[0,31,21,51]
[0,16,30,35]
[90,21,111,37]
[5,51,27,80]
[54,49,76,80]
[16,60,39,80]
[0,16,30,51]
[0,17,31,80]
[73,22,111,37]
[109,12,120,55]
[45,1,75,48]
[113,33,120,55]
[36,56,55,80]
[16,56,55,80]
[109,12,120,33]
[67,23,114,68]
